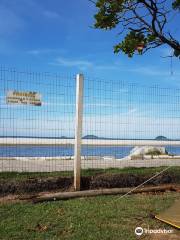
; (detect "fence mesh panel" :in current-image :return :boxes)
[0,67,76,173]
[81,76,180,172]
[0,67,180,176]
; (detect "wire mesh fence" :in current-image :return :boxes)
[0,67,180,179]
[0,67,76,174]
[81,76,180,172]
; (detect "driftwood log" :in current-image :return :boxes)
[33,184,179,203]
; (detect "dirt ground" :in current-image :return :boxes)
[0,172,179,196]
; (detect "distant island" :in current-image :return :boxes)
[60,136,69,139]
[82,135,99,139]
[0,135,175,141]
[155,136,168,140]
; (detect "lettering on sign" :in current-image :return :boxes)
[6,91,42,106]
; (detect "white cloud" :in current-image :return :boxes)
[94,64,119,71]
[128,108,137,114]
[102,63,180,77]
[27,50,41,55]
[1,98,180,139]
[49,55,180,78]
[82,114,180,139]
[2,112,180,139]
[43,102,75,107]
[44,102,127,108]
[51,57,93,70]
[27,48,67,56]
[43,10,60,19]
[127,66,170,76]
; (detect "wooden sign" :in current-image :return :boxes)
[6,90,42,106]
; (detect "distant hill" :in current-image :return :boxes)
[155,136,168,140]
[82,135,99,139]
[60,136,68,139]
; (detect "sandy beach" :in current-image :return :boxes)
[0,157,180,172]
[1,138,180,146]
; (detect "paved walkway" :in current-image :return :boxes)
[0,158,180,172]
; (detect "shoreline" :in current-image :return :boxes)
[1,138,180,146]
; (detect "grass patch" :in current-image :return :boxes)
[0,192,179,240]
[0,171,73,181]
[0,166,180,182]
[82,166,180,176]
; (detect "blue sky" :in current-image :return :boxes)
[0,0,179,84]
[0,0,180,139]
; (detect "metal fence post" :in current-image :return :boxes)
[74,74,84,191]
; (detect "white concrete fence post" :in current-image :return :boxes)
[74,74,84,191]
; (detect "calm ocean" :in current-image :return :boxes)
[0,145,180,158]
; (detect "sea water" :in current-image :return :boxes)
[0,145,179,159]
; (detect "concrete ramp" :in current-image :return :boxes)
[155,200,180,229]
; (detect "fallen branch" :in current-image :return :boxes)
[33,184,179,203]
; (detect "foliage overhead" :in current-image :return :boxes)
[93,0,180,57]
[172,0,180,10]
